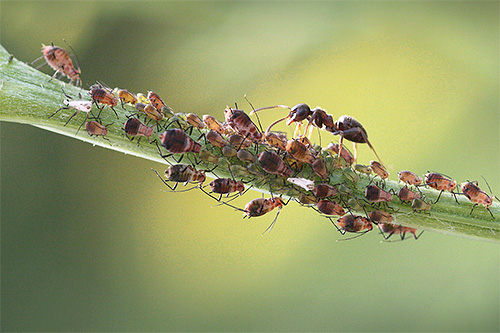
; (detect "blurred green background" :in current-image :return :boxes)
[1,1,499,331]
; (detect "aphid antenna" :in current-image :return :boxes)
[199,187,246,212]
[336,230,372,242]
[62,39,82,72]
[260,209,282,236]
[480,175,498,199]
[325,216,344,234]
[244,95,264,134]
[152,168,177,191]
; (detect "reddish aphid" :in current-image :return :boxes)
[336,214,373,236]
[311,158,328,179]
[153,164,205,191]
[424,172,458,203]
[147,90,166,111]
[370,160,389,180]
[327,143,354,166]
[206,130,229,147]
[398,187,420,203]
[244,197,284,234]
[461,181,496,218]
[258,151,292,177]
[313,183,338,199]
[378,223,423,241]
[85,121,108,137]
[203,115,225,134]
[228,134,252,149]
[398,170,422,186]
[159,128,201,154]
[210,178,245,196]
[367,210,393,223]
[89,84,119,117]
[365,185,393,203]
[186,113,205,130]
[316,200,345,216]
[262,132,287,151]
[124,118,153,138]
[224,107,262,141]
[36,43,82,86]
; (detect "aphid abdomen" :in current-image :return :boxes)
[258,151,292,177]
[160,129,201,154]
[316,200,345,216]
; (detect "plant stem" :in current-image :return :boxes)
[1,44,498,243]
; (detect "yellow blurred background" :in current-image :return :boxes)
[1,1,498,331]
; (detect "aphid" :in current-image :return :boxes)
[336,214,373,235]
[159,128,201,154]
[203,115,225,134]
[143,104,163,122]
[237,149,257,163]
[378,223,423,240]
[412,198,431,212]
[89,84,118,117]
[343,168,360,183]
[147,90,165,111]
[313,183,338,199]
[262,132,287,150]
[367,210,393,223]
[287,177,315,191]
[210,178,245,196]
[117,89,138,106]
[85,121,108,137]
[354,164,372,175]
[365,185,393,203]
[298,194,318,205]
[398,170,422,186]
[186,113,205,129]
[135,102,146,112]
[311,158,328,179]
[228,134,252,149]
[49,89,93,133]
[258,151,292,177]
[206,129,229,147]
[34,43,82,86]
[199,150,219,165]
[124,117,153,138]
[244,197,284,234]
[398,187,420,203]
[224,107,262,141]
[461,181,495,218]
[153,165,205,191]
[326,143,354,166]
[222,145,237,157]
[286,139,315,164]
[424,172,458,203]
[316,200,345,216]
[369,160,389,180]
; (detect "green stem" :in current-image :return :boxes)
[1,44,498,243]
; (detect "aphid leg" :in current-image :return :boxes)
[433,190,444,204]
[377,225,394,240]
[336,230,371,242]
[110,106,119,119]
[326,216,345,234]
[414,230,425,239]
[48,106,69,119]
[75,113,90,135]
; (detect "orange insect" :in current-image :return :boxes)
[244,197,284,234]
[206,130,228,148]
[398,170,422,186]
[186,113,205,130]
[313,183,338,199]
[258,151,292,178]
[202,115,225,134]
[224,107,262,141]
[34,43,82,86]
[147,90,166,111]
[461,181,496,218]
[424,172,458,203]
[117,89,138,106]
[89,84,118,117]
[367,210,393,223]
[124,117,153,139]
[378,223,423,241]
[286,139,316,164]
[159,129,201,163]
[85,121,108,138]
[316,200,345,216]
[335,214,373,239]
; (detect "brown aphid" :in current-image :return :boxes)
[286,139,315,164]
[210,178,245,195]
[237,149,257,163]
[147,90,165,111]
[398,187,420,202]
[461,181,495,218]
[365,185,393,203]
[39,44,82,86]
[378,223,422,240]
[199,150,219,164]
[224,107,261,141]
[368,210,393,223]
[412,198,431,212]
[425,172,458,203]
[222,145,237,157]
[186,113,205,129]
[117,89,138,105]
[369,160,389,179]
[206,129,228,147]
[202,115,224,134]
[124,117,153,137]
[262,132,287,150]
[336,215,373,234]
[159,128,201,154]
[244,197,284,218]
[143,104,163,122]
[317,200,345,216]
[311,158,328,179]
[327,143,354,165]
[89,84,118,114]
[313,183,338,199]
[298,194,318,205]
[165,164,205,185]
[228,134,252,149]
[258,151,292,177]
[85,121,108,137]
[398,170,422,186]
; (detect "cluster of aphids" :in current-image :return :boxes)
[35,43,498,241]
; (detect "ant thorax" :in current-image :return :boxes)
[64,99,92,113]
